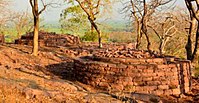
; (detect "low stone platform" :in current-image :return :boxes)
[74,49,192,96]
[15,31,81,47]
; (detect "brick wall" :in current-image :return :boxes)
[74,56,191,96]
[15,31,81,47]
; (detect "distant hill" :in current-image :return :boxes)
[103,20,132,32]
[42,19,133,34]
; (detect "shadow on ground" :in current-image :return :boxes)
[44,60,173,103]
[45,59,75,81]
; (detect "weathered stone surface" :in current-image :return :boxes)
[158,85,169,90]
[172,89,181,95]
[74,49,191,96]
[15,31,81,47]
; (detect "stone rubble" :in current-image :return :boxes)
[15,31,81,47]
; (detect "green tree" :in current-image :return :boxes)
[65,0,111,48]
[60,3,89,34]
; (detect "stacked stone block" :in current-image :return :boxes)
[15,31,81,47]
[74,53,191,96]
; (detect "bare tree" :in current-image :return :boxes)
[0,0,10,33]
[12,11,33,38]
[184,0,199,63]
[129,0,142,49]
[148,13,178,55]
[166,8,190,57]
[123,0,175,52]
[0,0,8,12]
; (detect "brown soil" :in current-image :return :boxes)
[0,43,198,103]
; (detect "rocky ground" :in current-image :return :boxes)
[0,43,198,103]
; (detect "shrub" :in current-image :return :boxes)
[81,31,98,42]
[108,32,134,43]
[81,31,108,42]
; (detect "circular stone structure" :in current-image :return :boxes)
[74,49,191,96]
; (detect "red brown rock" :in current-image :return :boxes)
[15,31,81,47]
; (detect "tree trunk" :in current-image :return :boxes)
[185,0,199,64]
[88,17,102,48]
[186,35,193,60]
[32,0,39,56]
[186,18,197,60]
[32,16,39,56]
[160,37,170,55]
[142,0,151,53]
[136,22,142,49]
[91,24,94,41]
[145,29,151,52]
[192,23,199,63]
[159,40,163,55]
[98,32,102,48]
[91,25,94,34]
[142,18,151,52]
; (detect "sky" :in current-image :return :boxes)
[11,0,186,23]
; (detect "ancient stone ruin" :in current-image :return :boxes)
[74,48,192,96]
[14,31,192,96]
[0,34,4,44]
[15,31,81,47]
